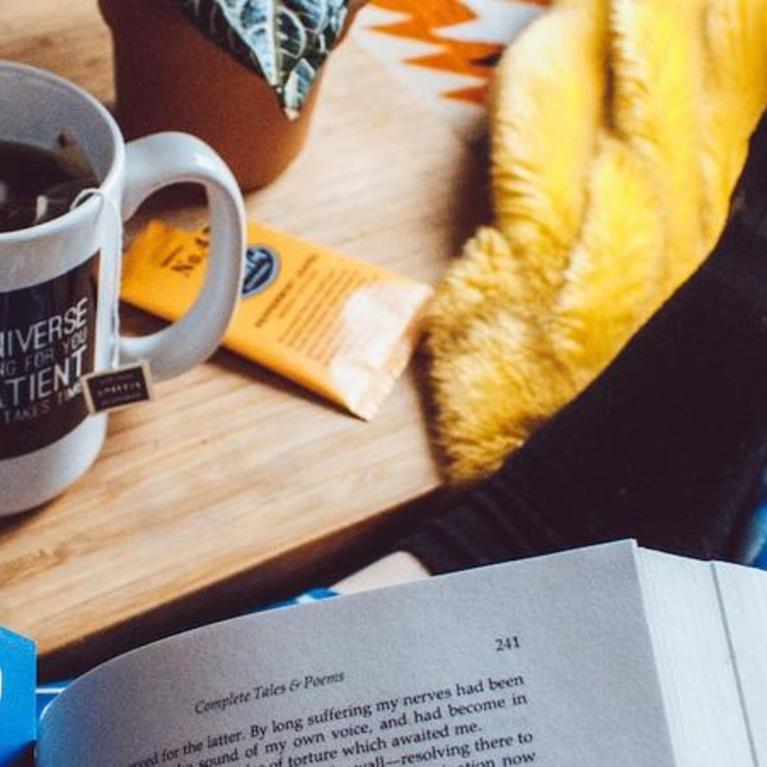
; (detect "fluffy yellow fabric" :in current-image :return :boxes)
[428,0,767,483]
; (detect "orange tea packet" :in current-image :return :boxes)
[121,221,433,420]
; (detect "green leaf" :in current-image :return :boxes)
[177,0,352,115]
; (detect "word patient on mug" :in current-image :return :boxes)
[0,254,98,459]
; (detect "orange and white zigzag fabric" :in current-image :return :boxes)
[353,0,547,138]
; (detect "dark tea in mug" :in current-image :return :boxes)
[0,136,98,233]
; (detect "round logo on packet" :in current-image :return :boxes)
[243,246,280,298]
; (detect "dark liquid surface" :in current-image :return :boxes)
[0,139,99,233]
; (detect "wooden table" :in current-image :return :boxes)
[0,0,485,679]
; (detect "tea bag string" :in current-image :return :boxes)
[71,189,123,370]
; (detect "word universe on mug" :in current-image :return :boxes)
[0,294,91,424]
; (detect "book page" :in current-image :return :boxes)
[712,562,767,763]
[638,551,753,767]
[37,542,676,767]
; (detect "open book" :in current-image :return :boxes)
[32,541,767,766]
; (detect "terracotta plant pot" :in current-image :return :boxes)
[98,0,367,191]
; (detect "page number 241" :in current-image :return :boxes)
[495,635,521,652]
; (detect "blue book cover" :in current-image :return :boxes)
[0,628,36,767]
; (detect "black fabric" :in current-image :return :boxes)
[402,113,767,574]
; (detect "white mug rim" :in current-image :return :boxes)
[0,60,125,245]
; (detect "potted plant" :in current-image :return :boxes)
[99,0,369,191]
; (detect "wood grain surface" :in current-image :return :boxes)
[0,0,486,677]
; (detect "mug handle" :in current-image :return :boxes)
[118,132,245,381]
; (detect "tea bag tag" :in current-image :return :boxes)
[82,362,154,415]
[71,190,155,415]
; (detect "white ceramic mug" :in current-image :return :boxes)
[0,61,245,515]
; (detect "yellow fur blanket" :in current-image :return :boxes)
[428,0,767,483]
